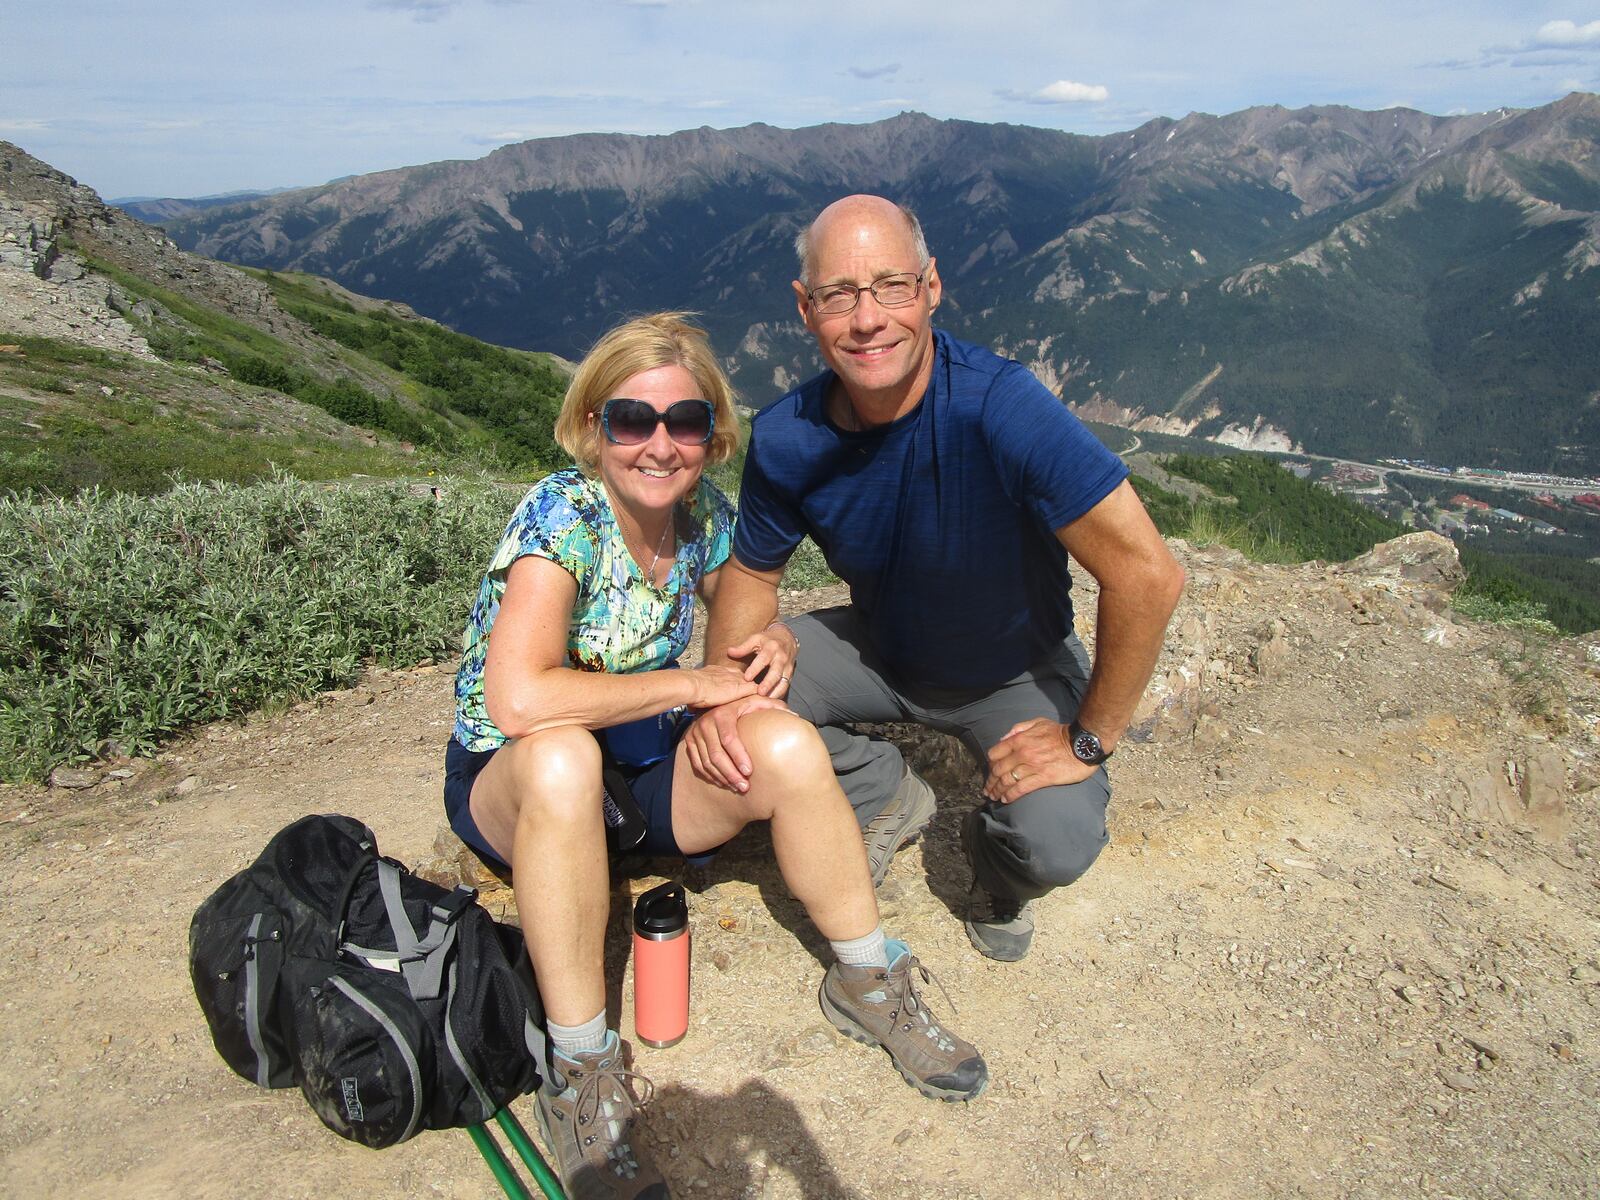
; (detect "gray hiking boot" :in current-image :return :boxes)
[863,768,936,886]
[533,1032,670,1199]
[961,809,1035,961]
[963,880,1035,961]
[819,939,988,1103]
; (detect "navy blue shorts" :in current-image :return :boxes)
[443,735,687,872]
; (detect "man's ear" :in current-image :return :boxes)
[792,279,813,327]
[925,257,942,312]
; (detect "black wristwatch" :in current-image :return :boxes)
[1068,721,1112,766]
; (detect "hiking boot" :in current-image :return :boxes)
[962,809,1035,961]
[863,767,936,886]
[533,1032,670,1199]
[963,880,1035,961]
[819,939,988,1103]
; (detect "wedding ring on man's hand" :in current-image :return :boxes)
[1010,768,1021,783]
[780,674,790,683]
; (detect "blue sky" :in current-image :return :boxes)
[6,1,1599,199]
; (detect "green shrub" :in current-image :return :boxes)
[1449,591,1559,635]
[0,474,520,781]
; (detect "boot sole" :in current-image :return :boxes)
[818,984,989,1103]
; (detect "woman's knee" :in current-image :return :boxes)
[502,726,603,823]
[738,709,828,774]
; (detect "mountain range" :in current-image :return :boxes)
[106,95,1600,473]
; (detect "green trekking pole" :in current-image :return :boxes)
[466,1106,565,1200]
[467,1122,532,1200]
[496,1107,565,1199]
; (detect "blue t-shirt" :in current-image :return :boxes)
[733,330,1128,690]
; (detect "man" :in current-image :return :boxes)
[687,195,1185,961]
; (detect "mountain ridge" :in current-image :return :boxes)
[94,96,1600,472]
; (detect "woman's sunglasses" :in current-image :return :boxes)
[600,398,716,446]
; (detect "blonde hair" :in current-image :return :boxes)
[554,312,740,472]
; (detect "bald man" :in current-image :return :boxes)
[687,195,1185,962]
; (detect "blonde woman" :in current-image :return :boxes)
[444,313,985,1200]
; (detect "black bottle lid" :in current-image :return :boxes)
[633,881,687,935]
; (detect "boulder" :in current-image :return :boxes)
[1520,747,1571,842]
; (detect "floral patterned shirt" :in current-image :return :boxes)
[453,468,735,752]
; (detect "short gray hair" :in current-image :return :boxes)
[793,201,931,287]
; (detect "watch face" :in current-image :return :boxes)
[1072,729,1103,763]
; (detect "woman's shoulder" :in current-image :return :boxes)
[497,467,607,553]
[509,467,599,519]
[686,476,736,529]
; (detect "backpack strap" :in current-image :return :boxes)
[374,860,478,1002]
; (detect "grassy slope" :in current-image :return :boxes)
[0,267,571,496]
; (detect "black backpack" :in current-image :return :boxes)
[189,813,546,1148]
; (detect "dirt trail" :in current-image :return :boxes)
[2,539,1597,1199]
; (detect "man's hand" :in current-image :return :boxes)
[683,694,790,793]
[724,622,798,698]
[983,718,1098,804]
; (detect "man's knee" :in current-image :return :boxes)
[993,776,1110,890]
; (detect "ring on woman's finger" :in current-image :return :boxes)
[780,673,790,683]
[1010,767,1021,783]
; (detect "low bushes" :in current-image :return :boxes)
[0,474,517,781]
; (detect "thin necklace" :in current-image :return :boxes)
[602,479,675,585]
[644,516,674,586]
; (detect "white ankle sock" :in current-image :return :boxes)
[548,1009,609,1058]
[830,926,889,969]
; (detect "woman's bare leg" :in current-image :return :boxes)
[672,709,878,942]
[468,725,609,1027]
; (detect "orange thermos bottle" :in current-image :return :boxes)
[632,881,689,1048]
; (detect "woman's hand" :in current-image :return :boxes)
[724,622,798,698]
[684,664,762,711]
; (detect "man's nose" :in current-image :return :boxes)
[850,288,888,332]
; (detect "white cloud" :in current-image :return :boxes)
[367,0,456,21]
[1532,19,1600,47]
[1032,80,1110,104]
[0,118,50,133]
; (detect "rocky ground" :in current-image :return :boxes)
[2,535,1597,1199]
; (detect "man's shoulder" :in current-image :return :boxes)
[936,330,1048,404]
[939,330,1011,374]
[747,371,832,467]
[751,369,827,429]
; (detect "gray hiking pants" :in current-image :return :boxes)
[783,606,1110,903]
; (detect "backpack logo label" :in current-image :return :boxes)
[341,1076,365,1123]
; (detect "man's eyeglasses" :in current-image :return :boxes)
[805,272,925,316]
[600,398,716,446]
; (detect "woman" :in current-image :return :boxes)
[444,313,984,1200]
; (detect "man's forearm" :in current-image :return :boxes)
[1073,561,1185,748]
[702,558,784,665]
